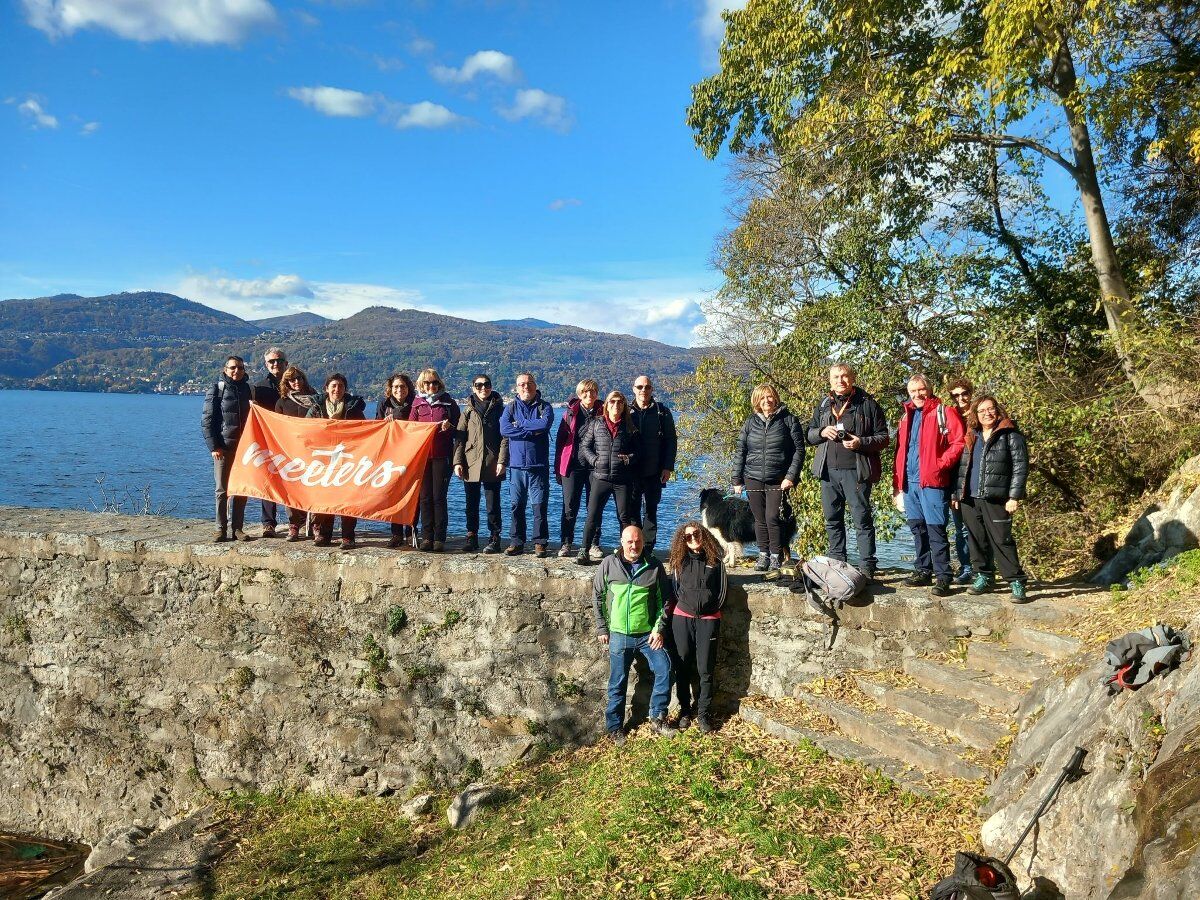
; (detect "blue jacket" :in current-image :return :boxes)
[500,392,554,469]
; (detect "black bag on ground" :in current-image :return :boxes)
[929,851,1021,900]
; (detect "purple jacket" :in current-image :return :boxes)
[554,397,601,477]
[409,391,461,459]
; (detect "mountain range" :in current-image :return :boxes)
[0,292,701,400]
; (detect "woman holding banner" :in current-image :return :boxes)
[410,368,461,553]
[377,372,418,548]
[308,373,367,550]
[274,366,321,542]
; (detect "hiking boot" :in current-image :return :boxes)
[462,534,479,553]
[340,537,356,551]
[858,565,877,581]
[212,529,229,543]
[608,729,626,747]
[677,715,692,731]
[696,717,714,734]
[575,550,592,566]
[651,717,678,737]
[904,571,933,587]
[1010,580,1031,604]
[388,535,405,549]
[763,553,783,581]
[232,528,251,542]
[589,545,604,561]
[505,543,525,556]
[930,578,952,597]
[954,567,975,585]
[558,543,573,558]
[314,534,332,547]
[419,539,434,552]
[261,525,277,539]
[534,544,548,558]
[754,552,770,572]
[483,537,501,554]
[287,525,302,542]
[432,541,444,553]
[967,573,995,595]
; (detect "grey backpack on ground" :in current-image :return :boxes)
[797,555,867,617]
[1102,624,1191,694]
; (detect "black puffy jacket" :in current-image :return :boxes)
[733,406,806,485]
[375,395,413,421]
[630,400,678,478]
[954,420,1029,501]
[580,416,640,483]
[201,375,252,452]
[308,394,367,421]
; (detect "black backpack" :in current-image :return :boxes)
[930,852,1020,900]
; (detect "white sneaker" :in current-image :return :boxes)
[589,545,605,561]
[557,544,572,558]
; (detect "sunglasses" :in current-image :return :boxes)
[684,531,701,541]
[226,364,244,371]
[473,381,491,389]
[266,358,285,365]
[634,385,651,390]
[422,380,441,386]
[951,390,970,398]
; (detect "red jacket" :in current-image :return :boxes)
[893,397,965,492]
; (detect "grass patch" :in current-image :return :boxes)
[210,720,983,899]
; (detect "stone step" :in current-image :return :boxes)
[793,690,989,781]
[965,641,1051,684]
[853,676,1009,752]
[737,704,932,795]
[1006,626,1082,661]
[904,657,1023,714]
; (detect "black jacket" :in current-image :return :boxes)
[629,400,678,478]
[580,417,640,483]
[201,375,252,452]
[805,387,890,483]
[670,551,727,618]
[954,420,1029,501]
[307,395,367,421]
[252,371,283,411]
[275,393,320,418]
[733,406,806,485]
[375,395,413,421]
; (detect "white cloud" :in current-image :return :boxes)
[21,0,277,44]
[431,50,519,84]
[286,85,375,118]
[80,120,100,135]
[387,100,466,130]
[14,96,58,129]
[699,0,748,44]
[548,198,582,211]
[408,36,435,56]
[500,88,571,132]
[175,272,426,320]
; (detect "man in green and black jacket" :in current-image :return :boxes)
[592,525,676,743]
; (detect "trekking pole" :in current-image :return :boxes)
[1003,746,1087,866]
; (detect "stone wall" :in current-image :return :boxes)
[0,507,1007,842]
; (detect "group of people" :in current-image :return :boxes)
[731,363,1029,603]
[200,348,677,559]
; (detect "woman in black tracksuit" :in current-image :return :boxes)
[666,520,727,733]
[732,383,806,572]
[576,390,638,564]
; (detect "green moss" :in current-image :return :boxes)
[385,605,408,635]
[2,613,31,645]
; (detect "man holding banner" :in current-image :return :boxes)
[202,356,253,543]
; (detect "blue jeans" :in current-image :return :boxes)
[509,467,549,546]
[606,631,672,733]
[950,503,971,571]
[904,482,951,579]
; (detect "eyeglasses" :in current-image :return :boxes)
[977,407,997,416]
[606,399,623,405]
[473,381,491,389]
[634,384,651,390]
[225,364,244,371]
[684,531,701,542]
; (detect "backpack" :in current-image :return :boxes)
[1103,624,1191,694]
[929,852,1021,900]
[799,556,866,617]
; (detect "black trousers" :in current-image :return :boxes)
[419,457,452,543]
[959,496,1026,581]
[671,615,720,719]
[581,477,635,551]
[820,467,877,569]
[745,478,785,557]
[560,469,598,547]
[464,480,502,538]
[634,474,664,550]
[313,514,356,540]
[260,499,290,529]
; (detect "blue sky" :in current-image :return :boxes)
[0,1,749,346]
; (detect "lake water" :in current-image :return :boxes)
[0,389,908,563]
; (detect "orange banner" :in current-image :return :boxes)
[228,406,439,523]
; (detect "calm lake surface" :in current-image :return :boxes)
[0,389,907,563]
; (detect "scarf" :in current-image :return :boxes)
[327,399,346,419]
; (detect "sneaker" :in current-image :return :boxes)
[608,729,626,747]
[232,528,251,542]
[462,534,479,553]
[930,578,952,597]
[954,567,975,585]
[558,544,573,558]
[678,715,692,731]
[505,544,525,556]
[904,571,933,587]
[261,525,277,539]
[651,717,678,737]
[419,539,434,552]
[432,541,444,553]
[754,553,770,572]
[212,530,229,543]
[287,525,302,542]
[696,717,714,734]
[589,545,604,561]
[967,573,995,595]
[340,537,356,551]
[483,537,501,554]
[314,535,332,547]
[387,535,405,549]
[575,550,592,566]
[534,544,548,559]
[1010,580,1030,604]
